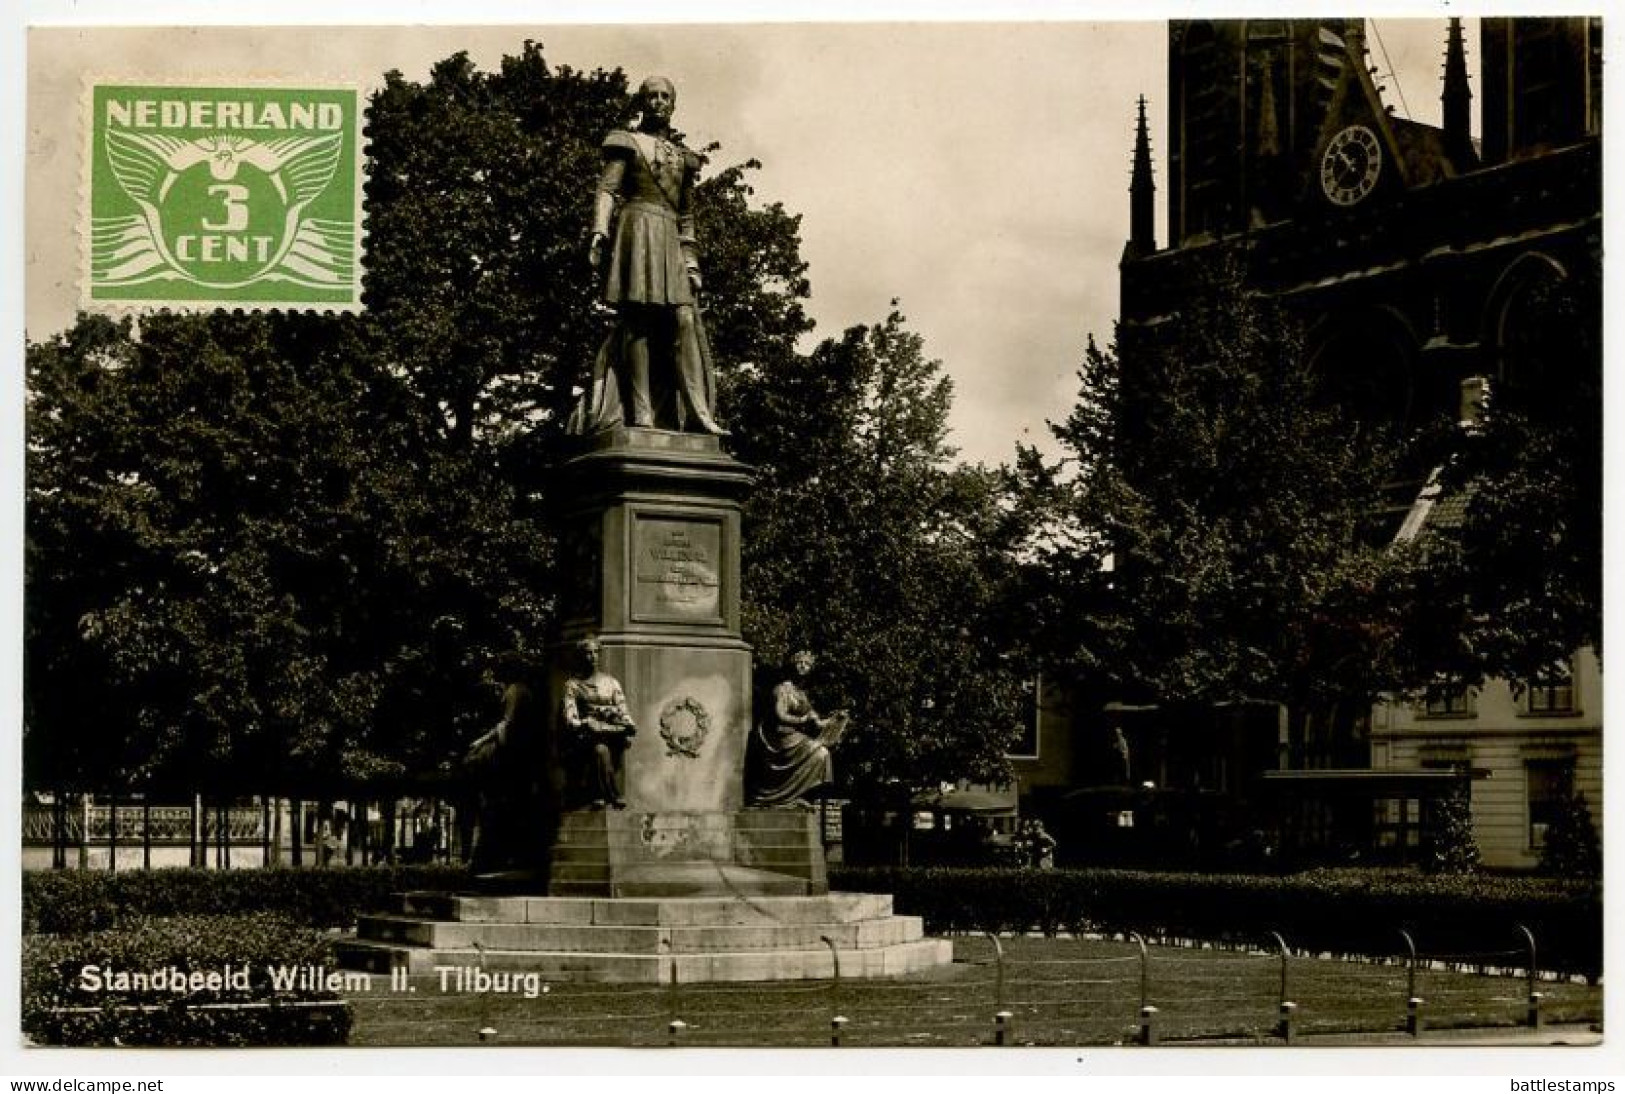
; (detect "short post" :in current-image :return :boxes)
[830,1015,848,1047]
[1517,925,1542,1029]
[1269,930,1293,1039]
[1277,1001,1298,1045]
[1128,931,1150,1014]
[820,934,842,1034]
[1139,1005,1159,1046]
[473,941,493,1042]
[1399,929,1420,1034]
[1407,995,1425,1037]
[994,1010,1013,1046]
[664,937,682,1043]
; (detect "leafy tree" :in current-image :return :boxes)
[1537,784,1601,879]
[1415,265,1602,686]
[25,311,547,795]
[1423,784,1481,875]
[732,310,1027,794]
[1018,247,1413,721]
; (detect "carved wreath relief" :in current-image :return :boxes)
[658,696,711,758]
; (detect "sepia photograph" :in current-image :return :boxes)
[10,4,1610,1075]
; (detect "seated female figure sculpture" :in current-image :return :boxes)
[561,637,636,808]
[747,650,849,808]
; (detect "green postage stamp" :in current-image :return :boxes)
[85,83,364,312]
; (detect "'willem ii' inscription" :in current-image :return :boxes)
[632,517,721,622]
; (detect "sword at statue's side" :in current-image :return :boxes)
[690,291,728,436]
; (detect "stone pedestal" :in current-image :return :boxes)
[332,428,954,984]
[545,426,813,896]
[548,809,828,897]
[550,427,753,819]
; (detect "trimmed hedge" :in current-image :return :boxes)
[830,865,1603,980]
[23,913,352,1046]
[23,864,473,934]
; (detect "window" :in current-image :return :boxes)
[1526,758,1575,850]
[1422,681,1474,717]
[1523,662,1576,715]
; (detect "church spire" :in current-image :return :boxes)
[1127,95,1156,259]
[1441,17,1474,166]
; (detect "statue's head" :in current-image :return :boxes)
[791,649,816,676]
[638,76,676,125]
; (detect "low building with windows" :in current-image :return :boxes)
[1369,649,1600,869]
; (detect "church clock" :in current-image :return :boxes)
[1320,124,1383,206]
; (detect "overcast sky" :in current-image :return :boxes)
[27,16,1471,465]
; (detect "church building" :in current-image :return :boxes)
[1014,18,1602,868]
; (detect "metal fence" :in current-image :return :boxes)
[346,927,1600,1047]
[22,803,261,845]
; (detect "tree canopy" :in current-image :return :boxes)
[1410,263,1602,686]
[1021,241,1602,738]
[1016,249,1414,714]
[732,309,1027,794]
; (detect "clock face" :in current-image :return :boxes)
[1320,125,1383,206]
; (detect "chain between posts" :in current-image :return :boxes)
[1269,930,1289,1006]
[984,931,1006,1009]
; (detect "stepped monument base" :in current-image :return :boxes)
[336,428,952,982]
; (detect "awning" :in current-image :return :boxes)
[1259,767,1486,798]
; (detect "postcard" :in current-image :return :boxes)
[14,10,1610,1079]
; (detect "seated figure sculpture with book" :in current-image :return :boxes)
[748,649,849,808]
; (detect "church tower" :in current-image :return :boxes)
[1479,17,1603,165]
[1124,95,1156,261]
[1441,17,1475,168]
[1166,18,1362,244]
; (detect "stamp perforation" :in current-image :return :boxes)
[78,74,370,316]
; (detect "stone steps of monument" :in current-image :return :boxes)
[355,912,926,953]
[395,890,895,926]
[544,862,812,897]
[334,936,954,983]
[552,833,822,850]
[555,809,816,831]
[550,844,824,868]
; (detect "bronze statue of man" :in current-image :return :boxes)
[571,76,725,435]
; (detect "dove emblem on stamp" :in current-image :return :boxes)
[87,85,363,310]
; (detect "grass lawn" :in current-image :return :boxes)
[344,935,1603,1048]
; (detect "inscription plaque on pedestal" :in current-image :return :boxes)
[632,515,722,624]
